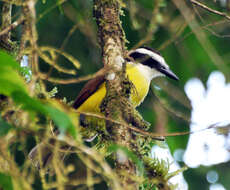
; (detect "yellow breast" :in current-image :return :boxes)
[77,64,150,114]
[126,63,150,107]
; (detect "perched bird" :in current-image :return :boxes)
[29,47,178,169]
[73,47,178,114]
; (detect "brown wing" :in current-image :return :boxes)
[73,74,105,109]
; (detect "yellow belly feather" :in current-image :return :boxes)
[77,64,150,114]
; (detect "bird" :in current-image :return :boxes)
[29,47,178,170]
[73,47,178,114]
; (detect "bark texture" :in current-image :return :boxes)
[93,0,138,189]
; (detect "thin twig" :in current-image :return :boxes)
[74,110,220,138]
[22,0,39,95]
[1,2,12,41]
[159,22,188,50]
[45,24,79,78]
[38,72,98,84]
[37,0,66,22]
[190,0,230,21]
[38,65,111,84]
[173,0,229,75]
[0,16,25,37]
[175,19,230,46]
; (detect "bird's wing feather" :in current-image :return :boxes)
[73,74,105,109]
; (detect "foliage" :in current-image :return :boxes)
[0,0,230,190]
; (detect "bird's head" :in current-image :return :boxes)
[127,47,179,81]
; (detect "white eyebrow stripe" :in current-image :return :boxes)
[135,48,169,68]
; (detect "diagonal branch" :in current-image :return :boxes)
[173,0,230,76]
[190,0,230,21]
[0,16,25,37]
[1,2,12,41]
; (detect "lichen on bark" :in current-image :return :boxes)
[93,0,139,188]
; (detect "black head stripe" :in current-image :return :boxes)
[129,47,179,80]
[129,51,163,69]
[129,51,151,65]
[142,57,163,69]
[129,52,147,60]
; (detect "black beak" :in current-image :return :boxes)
[159,67,179,81]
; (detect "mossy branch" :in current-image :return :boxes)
[93,0,140,188]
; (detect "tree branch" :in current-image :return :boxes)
[21,0,39,93]
[0,16,25,37]
[190,0,230,21]
[93,0,138,189]
[0,2,17,51]
[1,3,12,39]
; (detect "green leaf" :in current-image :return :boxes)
[0,51,19,69]
[0,173,13,190]
[0,49,76,138]
[0,51,27,96]
[107,144,144,176]
[0,117,13,137]
[11,91,77,138]
[11,91,46,113]
[43,104,77,137]
[0,51,76,137]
